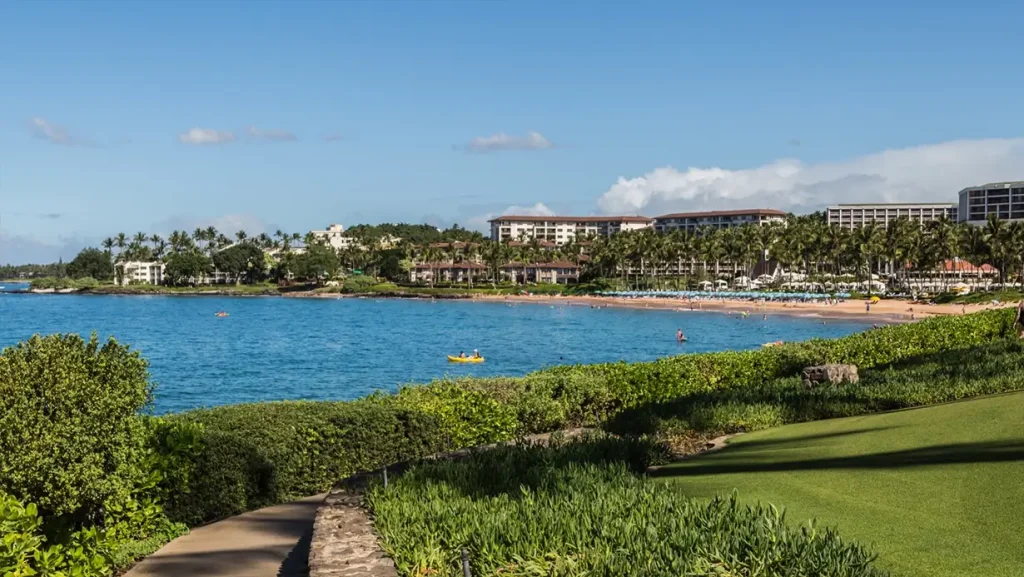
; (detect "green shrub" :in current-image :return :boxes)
[0,334,152,520]
[162,401,448,525]
[342,274,383,292]
[606,338,1024,438]
[367,438,885,577]
[0,491,110,577]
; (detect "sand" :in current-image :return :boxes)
[473,293,1014,323]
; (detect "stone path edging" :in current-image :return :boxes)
[308,429,592,577]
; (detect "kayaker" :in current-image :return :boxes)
[472,349,481,358]
[459,351,466,358]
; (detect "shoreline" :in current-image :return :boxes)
[7,286,1015,323]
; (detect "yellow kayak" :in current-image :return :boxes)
[448,355,484,363]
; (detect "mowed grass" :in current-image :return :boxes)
[655,391,1024,577]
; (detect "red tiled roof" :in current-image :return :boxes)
[939,259,998,273]
[489,215,653,224]
[654,209,788,220]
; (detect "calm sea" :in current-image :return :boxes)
[0,285,872,413]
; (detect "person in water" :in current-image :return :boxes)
[676,329,686,342]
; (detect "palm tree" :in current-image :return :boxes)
[852,222,884,294]
[102,237,114,256]
[115,233,128,262]
[236,230,248,244]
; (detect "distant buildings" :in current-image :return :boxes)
[653,209,787,233]
[309,224,355,250]
[488,216,652,245]
[957,181,1024,225]
[116,261,165,285]
[826,203,958,229]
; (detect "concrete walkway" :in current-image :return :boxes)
[126,495,324,577]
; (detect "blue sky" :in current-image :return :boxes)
[2,0,1024,264]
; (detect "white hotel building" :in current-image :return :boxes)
[957,181,1024,225]
[826,203,958,229]
[488,216,653,245]
[653,209,787,232]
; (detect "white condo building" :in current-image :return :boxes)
[309,224,355,250]
[827,203,957,229]
[488,216,653,245]
[957,181,1024,225]
[116,261,165,285]
[653,209,787,232]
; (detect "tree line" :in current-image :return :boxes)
[17,214,1024,291]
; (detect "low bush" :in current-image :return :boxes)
[162,401,448,525]
[0,334,153,520]
[606,338,1024,438]
[367,437,885,577]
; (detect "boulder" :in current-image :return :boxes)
[802,364,859,388]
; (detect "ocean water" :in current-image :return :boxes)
[0,289,872,413]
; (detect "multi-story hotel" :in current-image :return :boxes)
[488,216,652,245]
[957,181,1024,225]
[652,209,787,233]
[826,203,957,229]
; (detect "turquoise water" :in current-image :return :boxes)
[0,289,871,413]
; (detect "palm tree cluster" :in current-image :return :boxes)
[578,214,1024,290]
[101,228,306,263]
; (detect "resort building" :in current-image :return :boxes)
[488,216,653,245]
[826,203,958,229]
[409,262,487,284]
[309,224,349,249]
[957,181,1024,225]
[652,209,787,233]
[116,261,165,285]
[500,262,580,285]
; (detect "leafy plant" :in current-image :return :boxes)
[367,438,886,577]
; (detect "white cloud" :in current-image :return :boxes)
[466,202,555,232]
[247,127,297,142]
[0,231,94,265]
[464,131,554,153]
[30,117,76,146]
[597,138,1024,216]
[178,128,235,145]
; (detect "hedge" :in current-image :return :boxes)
[160,309,1017,526]
[162,400,449,525]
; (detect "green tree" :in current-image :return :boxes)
[67,248,114,281]
[213,243,267,284]
[163,251,213,286]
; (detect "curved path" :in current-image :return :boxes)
[125,495,324,577]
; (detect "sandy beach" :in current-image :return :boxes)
[473,293,1013,323]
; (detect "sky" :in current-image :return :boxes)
[2,0,1023,264]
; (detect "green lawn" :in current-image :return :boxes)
[655,392,1024,577]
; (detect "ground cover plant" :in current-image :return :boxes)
[658,392,1024,577]
[366,435,886,577]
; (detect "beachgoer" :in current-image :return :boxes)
[676,329,685,342]
[763,314,767,320]
[866,301,871,313]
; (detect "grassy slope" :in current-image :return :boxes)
[657,392,1024,577]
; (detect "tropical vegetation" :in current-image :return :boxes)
[368,435,885,577]
[1,309,1020,575]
